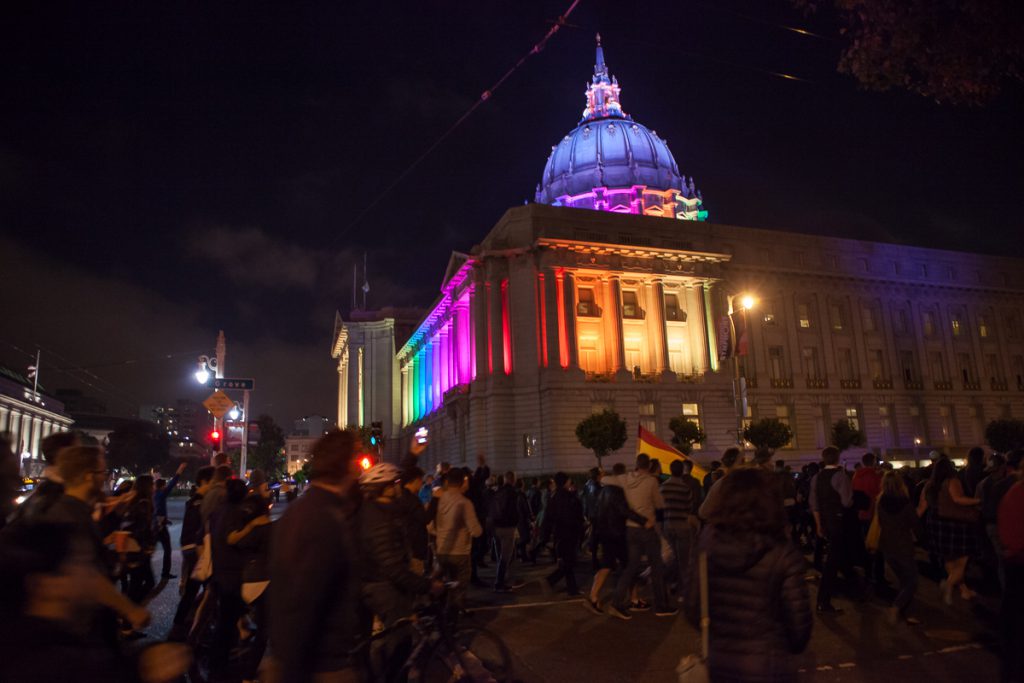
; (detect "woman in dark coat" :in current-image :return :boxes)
[876,471,921,625]
[688,467,812,683]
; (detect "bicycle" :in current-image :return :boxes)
[354,584,513,683]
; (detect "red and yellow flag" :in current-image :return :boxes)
[637,425,708,480]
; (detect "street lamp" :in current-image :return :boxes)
[195,355,218,384]
[228,403,241,421]
[728,293,757,453]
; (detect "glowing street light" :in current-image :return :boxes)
[195,354,218,385]
[740,294,756,311]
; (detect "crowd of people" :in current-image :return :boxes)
[2,427,1023,682]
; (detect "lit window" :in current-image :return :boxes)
[682,403,702,448]
[798,303,810,329]
[978,316,989,338]
[951,316,962,337]
[664,294,685,322]
[577,288,600,317]
[763,312,776,324]
[775,405,793,448]
[622,290,643,319]
[639,402,656,433]
[845,407,860,431]
[768,347,785,380]
[869,350,885,381]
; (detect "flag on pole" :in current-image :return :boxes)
[637,424,708,481]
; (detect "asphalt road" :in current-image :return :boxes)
[144,498,1003,682]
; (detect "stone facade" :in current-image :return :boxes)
[396,203,1024,473]
[0,374,73,476]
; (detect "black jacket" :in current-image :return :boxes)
[11,478,64,525]
[593,484,646,541]
[269,486,362,681]
[488,484,518,528]
[394,488,429,561]
[515,491,532,536]
[358,497,430,596]
[540,488,584,543]
[687,526,812,683]
[179,492,203,548]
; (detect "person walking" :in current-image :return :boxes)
[585,463,647,617]
[687,467,813,683]
[917,456,981,604]
[434,468,483,609]
[699,448,741,520]
[810,447,858,613]
[852,453,885,587]
[602,453,676,618]
[539,472,585,596]
[209,478,250,678]
[979,450,1021,592]
[876,471,922,625]
[268,429,363,683]
[661,459,699,598]
[489,471,522,592]
[997,461,1024,682]
[514,479,533,563]
[154,462,187,580]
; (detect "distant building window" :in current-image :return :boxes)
[1009,315,1021,340]
[775,405,793,448]
[929,351,947,382]
[838,348,855,380]
[769,347,785,380]
[763,311,776,325]
[923,311,936,337]
[577,288,600,317]
[978,316,989,338]
[802,347,822,379]
[830,304,844,331]
[957,353,975,384]
[681,403,701,448]
[861,305,877,333]
[985,354,1001,382]
[639,402,656,433]
[845,407,860,432]
[896,309,910,335]
[664,293,685,322]
[900,350,917,382]
[622,290,644,319]
[797,303,811,329]
[869,349,885,380]
[1013,355,1024,387]
[951,315,962,337]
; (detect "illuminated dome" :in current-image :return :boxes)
[536,36,707,221]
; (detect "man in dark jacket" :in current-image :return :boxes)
[810,446,858,613]
[539,472,585,596]
[467,454,492,586]
[586,463,647,615]
[268,430,364,683]
[154,461,187,579]
[514,480,533,562]
[489,471,521,591]
[170,465,214,639]
[397,466,430,574]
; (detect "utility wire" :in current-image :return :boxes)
[334,0,583,244]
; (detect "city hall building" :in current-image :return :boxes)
[340,40,1024,473]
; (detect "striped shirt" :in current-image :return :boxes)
[661,476,697,527]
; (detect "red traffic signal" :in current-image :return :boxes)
[359,455,373,471]
[209,429,222,444]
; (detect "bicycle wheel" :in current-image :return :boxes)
[419,626,513,683]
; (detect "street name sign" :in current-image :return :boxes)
[203,390,234,418]
[213,377,256,391]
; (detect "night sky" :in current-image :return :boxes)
[2,1,1022,425]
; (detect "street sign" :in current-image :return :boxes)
[203,390,234,418]
[212,377,256,391]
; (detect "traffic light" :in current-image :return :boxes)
[370,421,383,448]
[359,455,374,471]
[209,429,222,449]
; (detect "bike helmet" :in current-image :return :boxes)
[359,462,401,486]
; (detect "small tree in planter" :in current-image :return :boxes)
[742,418,793,454]
[575,409,628,466]
[830,418,866,453]
[668,417,706,456]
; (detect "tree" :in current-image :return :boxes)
[106,419,171,475]
[830,418,866,452]
[985,418,1024,453]
[249,414,286,478]
[575,410,628,466]
[743,418,794,454]
[668,417,706,455]
[792,0,1024,105]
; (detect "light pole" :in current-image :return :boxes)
[195,331,227,464]
[728,294,756,454]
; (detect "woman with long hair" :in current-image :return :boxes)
[917,456,981,604]
[688,467,812,683]
[877,471,921,624]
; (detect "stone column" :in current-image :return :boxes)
[21,413,32,454]
[611,276,630,379]
[562,271,579,369]
[30,416,42,460]
[685,285,709,374]
[654,279,673,377]
[489,273,505,376]
[544,267,562,369]
[337,354,347,428]
[0,405,9,433]
[472,269,489,379]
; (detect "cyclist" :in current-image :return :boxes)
[358,463,444,681]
